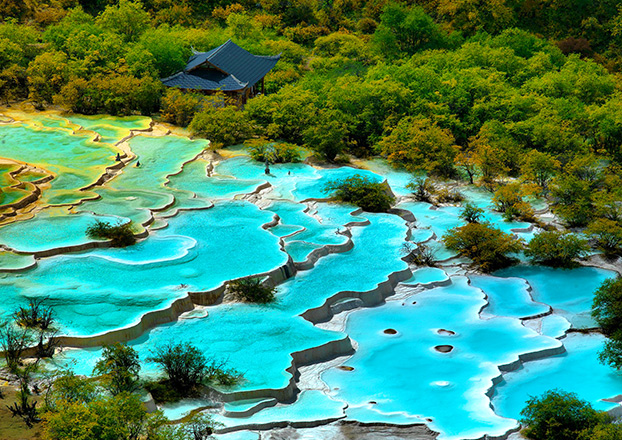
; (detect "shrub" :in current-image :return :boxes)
[402,242,435,266]
[435,187,464,204]
[148,343,242,395]
[525,231,590,267]
[45,372,98,410]
[35,330,60,360]
[245,138,301,163]
[460,202,484,224]
[7,373,39,428]
[229,277,276,304]
[86,220,136,247]
[323,175,394,212]
[442,222,524,272]
[406,176,434,202]
[182,414,221,440]
[0,321,33,372]
[13,297,54,330]
[520,389,604,440]
[149,343,207,392]
[94,343,141,396]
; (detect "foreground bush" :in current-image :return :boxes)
[229,277,276,303]
[443,222,524,272]
[86,220,136,247]
[42,372,221,439]
[520,389,607,440]
[525,231,589,267]
[323,175,394,212]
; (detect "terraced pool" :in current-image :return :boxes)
[0,109,620,440]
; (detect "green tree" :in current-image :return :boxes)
[436,0,516,35]
[377,117,457,177]
[228,277,277,303]
[149,343,208,393]
[96,0,151,42]
[54,74,162,115]
[323,77,410,154]
[589,96,622,162]
[138,26,191,77]
[442,222,524,272]
[460,202,484,224]
[94,343,141,396]
[245,86,317,144]
[470,135,509,184]
[26,51,69,107]
[592,277,622,369]
[594,191,622,223]
[492,183,535,222]
[323,175,394,212]
[587,218,622,256]
[161,88,204,127]
[520,389,605,440]
[550,175,594,227]
[592,277,622,340]
[525,230,589,267]
[303,109,349,162]
[244,138,301,163]
[454,149,477,184]
[591,422,622,440]
[189,106,254,149]
[372,3,450,59]
[521,150,561,191]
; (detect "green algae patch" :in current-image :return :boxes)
[0,251,36,272]
[66,114,152,144]
[0,123,119,206]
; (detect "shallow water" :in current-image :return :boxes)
[322,277,561,440]
[1,111,620,440]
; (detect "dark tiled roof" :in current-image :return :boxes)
[184,40,280,88]
[161,69,247,91]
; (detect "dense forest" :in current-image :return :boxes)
[3,2,622,438]
[2,0,622,249]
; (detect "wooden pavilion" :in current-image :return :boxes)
[161,40,281,105]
